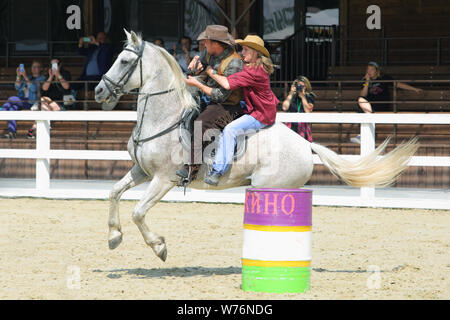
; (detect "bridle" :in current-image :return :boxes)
[102,41,176,99]
[102,41,146,98]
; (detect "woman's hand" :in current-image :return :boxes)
[298,87,306,98]
[54,67,61,78]
[16,67,27,78]
[185,75,200,87]
[22,70,29,82]
[185,76,213,95]
[290,85,296,94]
[415,88,423,95]
[48,68,55,79]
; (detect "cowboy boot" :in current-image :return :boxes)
[205,170,221,186]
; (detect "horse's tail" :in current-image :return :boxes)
[310,137,419,188]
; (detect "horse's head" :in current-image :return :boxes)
[95,29,146,108]
[96,29,197,112]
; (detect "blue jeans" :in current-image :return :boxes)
[212,114,266,175]
[2,96,31,133]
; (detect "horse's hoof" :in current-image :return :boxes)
[157,246,168,262]
[108,231,123,250]
[152,237,167,262]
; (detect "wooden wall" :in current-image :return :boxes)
[345,0,450,38]
[339,0,450,65]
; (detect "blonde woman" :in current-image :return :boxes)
[281,76,315,142]
[203,34,279,185]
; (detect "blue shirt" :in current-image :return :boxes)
[14,75,46,103]
[176,50,199,73]
[86,48,100,76]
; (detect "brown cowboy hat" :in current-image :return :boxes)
[197,25,235,46]
[235,35,270,58]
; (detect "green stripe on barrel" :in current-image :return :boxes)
[242,265,310,293]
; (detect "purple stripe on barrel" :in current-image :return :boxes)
[244,188,312,227]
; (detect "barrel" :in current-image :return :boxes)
[241,188,312,293]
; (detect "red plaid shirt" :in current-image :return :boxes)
[227,65,279,125]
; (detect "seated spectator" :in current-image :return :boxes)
[74,31,114,91]
[351,61,423,143]
[154,38,165,49]
[2,60,45,139]
[194,39,206,53]
[281,76,315,142]
[173,36,199,73]
[26,58,72,139]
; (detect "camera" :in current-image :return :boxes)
[296,83,304,92]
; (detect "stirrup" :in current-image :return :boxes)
[177,166,193,195]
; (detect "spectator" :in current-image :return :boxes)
[26,58,71,139]
[154,38,165,48]
[173,36,199,73]
[2,60,45,139]
[351,61,423,143]
[196,39,206,53]
[281,76,315,142]
[74,31,114,91]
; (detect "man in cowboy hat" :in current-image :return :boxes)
[176,25,245,183]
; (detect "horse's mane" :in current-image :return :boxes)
[126,34,197,110]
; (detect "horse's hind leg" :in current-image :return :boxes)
[132,175,175,262]
[109,165,150,250]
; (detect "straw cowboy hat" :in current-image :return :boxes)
[197,25,235,46]
[235,35,270,58]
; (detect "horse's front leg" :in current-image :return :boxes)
[108,165,150,249]
[132,175,175,261]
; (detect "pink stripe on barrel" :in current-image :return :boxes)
[244,188,312,227]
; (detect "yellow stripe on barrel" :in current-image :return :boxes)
[244,224,311,232]
[242,259,311,268]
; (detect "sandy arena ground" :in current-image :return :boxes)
[0,198,448,300]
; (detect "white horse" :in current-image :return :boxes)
[95,30,418,261]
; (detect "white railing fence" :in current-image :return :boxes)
[0,111,449,208]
